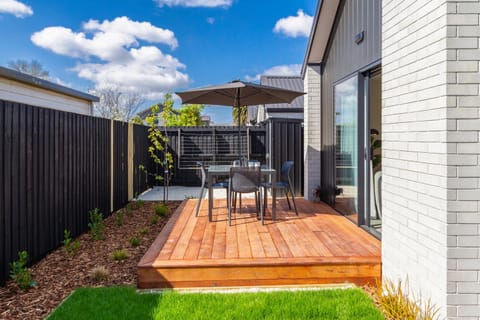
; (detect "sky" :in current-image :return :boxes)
[0,0,316,124]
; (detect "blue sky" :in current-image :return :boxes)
[0,0,316,124]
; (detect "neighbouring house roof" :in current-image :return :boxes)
[248,76,304,124]
[301,0,341,77]
[0,66,99,102]
[260,76,304,111]
[137,104,168,119]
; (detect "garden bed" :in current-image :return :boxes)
[0,200,182,320]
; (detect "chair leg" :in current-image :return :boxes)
[285,188,292,210]
[263,186,268,214]
[289,185,299,215]
[228,187,232,226]
[259,190,264,225]
[195,186,205,217]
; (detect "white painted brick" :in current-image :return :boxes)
[447,293,478,304]
[457,259,480,270]
[447,154,479,165]
[457,235,480,246]
[447,131,478,143]
[448,178,479,188]
[457,283,480,294]
[458,119,480,130]
[457,213,480,223]
[448,201,479,212]
[448,269,478,282]
[457,2,480,14]
[448,248,478,258]
[458,25,480,37]
[457,190,480,201]
[458,166,480,177]
[458,306,480,317]
[448,224,479,236]
[458,95,480,107]
[447,37,478,49]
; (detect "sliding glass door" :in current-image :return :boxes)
[334,76,358,222]
[333,68,382,237]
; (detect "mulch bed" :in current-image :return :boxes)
[0,200,183,320]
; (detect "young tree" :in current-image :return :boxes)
[232,105,247,126]
[8,59,49,80]
[91,87,144,122]
[161,93,204,126]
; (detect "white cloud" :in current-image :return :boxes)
[273,9,313,38]
[245,64,302,82]
[0,0,33,18]
[31,16,188,100]
[154,0,232,7]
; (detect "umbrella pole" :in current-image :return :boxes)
[238,107,241,161]
[235,88,241,163]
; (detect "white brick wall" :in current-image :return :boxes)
[446,1,480,319]
[304,64,321,201]
[382,0,449,318]
[383,1,480,319]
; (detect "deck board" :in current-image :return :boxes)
[138,198,382,289]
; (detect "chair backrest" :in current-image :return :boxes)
[229,166,261,193]
[280,161,294,184]
[196,161,206,187]
[232,160,241,167]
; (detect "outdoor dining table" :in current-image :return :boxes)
[207,165,276,223]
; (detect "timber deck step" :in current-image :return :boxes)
[138,198,381,289]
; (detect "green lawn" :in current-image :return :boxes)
[48,286,384,320]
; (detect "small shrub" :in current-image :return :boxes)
[115,210,124,226]
[150,214,159,225]
[136,199,145,209]
[63,229,80,257]
[139,227,149,235]
[112,249,128,261]
[125,203,133,217]
[369,278,440,320]
[88,208,105,241]
[90,266,109,282]
[9,251,36,290]
[154,204,169,217]
[129,237,140,247]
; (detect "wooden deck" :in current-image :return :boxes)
[138,198,381,289]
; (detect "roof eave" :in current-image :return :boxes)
[0,66,99,102]
[301,0,341,78]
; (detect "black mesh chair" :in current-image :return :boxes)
[262,161,298,216]
[195,162,228,217]
[228,166,263,225]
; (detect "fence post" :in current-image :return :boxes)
[128,123,134,200]
[110,119,114,213]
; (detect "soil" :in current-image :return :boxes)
[0,200,182,320]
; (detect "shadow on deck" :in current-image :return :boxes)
[138,198,381,289]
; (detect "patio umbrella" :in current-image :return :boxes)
[176,80,304,159]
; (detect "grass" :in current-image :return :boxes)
[48,286,384,320]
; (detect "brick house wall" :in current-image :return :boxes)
[304,64,322,201]
[382,0,480,318]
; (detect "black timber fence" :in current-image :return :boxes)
[0,101,151,283]
[0,98,304,283]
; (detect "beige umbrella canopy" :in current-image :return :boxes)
[176,80,304,159]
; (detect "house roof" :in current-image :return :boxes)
[248,76,304,122]
[0,66,99,102]
[301,0,341,77]
[260,75,304,110]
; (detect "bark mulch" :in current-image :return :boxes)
[0,200,182,320]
